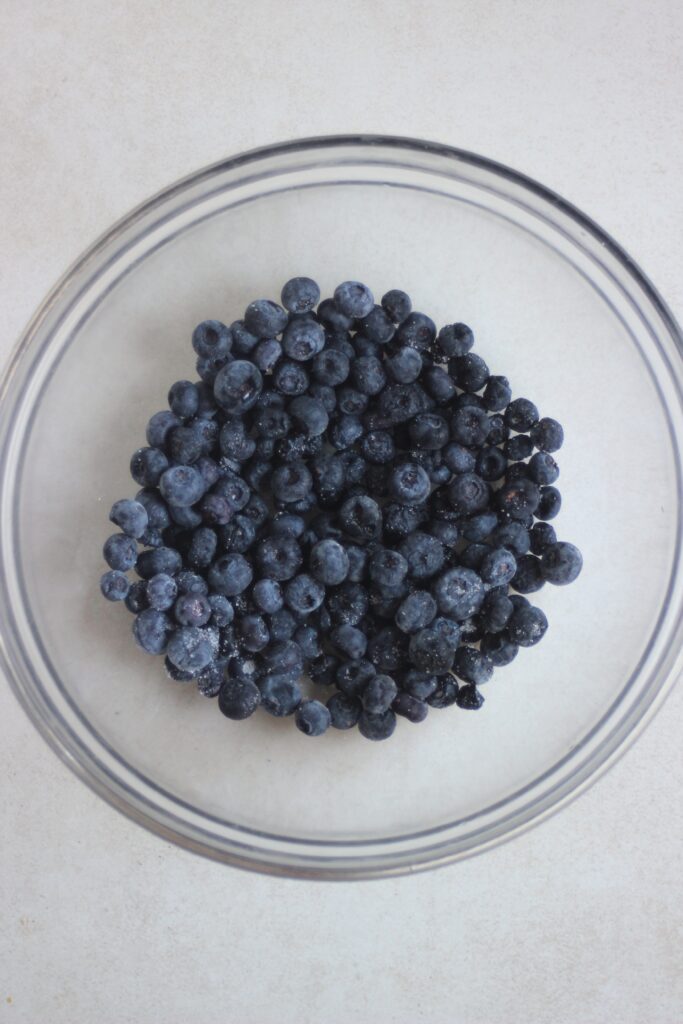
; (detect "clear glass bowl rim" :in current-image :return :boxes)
[1,133,682,880]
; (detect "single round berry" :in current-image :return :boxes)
[392,692,429,723]
[395,590,437,634]
[192,320,232,359]
[528,451,560,485]
[103,533,138,572]
[213,359,263,414]
[395,312,436,351]
[358,708,397,741]
[436,322,474,358]
[541,541,583,585]
[218,678,261,720]
[505,397,539,432]
[409,627,455,673]
[506,604,548,647]
[381,288,412,323]
[146,573,177,611]
[530,416,564,453]
[385,347,423,384]
[295,699,332,736]
[309,538,350,586]
[100,570,130,602]
[327,692,362,729]
[284,574,325,615]
[207,553,253,596]
[479,547,518,587]
[259,675,302,717]
[130,447,169,488]
[159,465,205,507]
[168,380,200,419]
[448,473,489,515]
[282,317,325,361]
[434,567,485,620]
[399,531,445,580]
[455,685,485,710]
[133,608,173,655]
[281,276,320,314]
[334,280,374,319]
[109,499,149,539]
[389,462,431,505]
[453,646,494,685]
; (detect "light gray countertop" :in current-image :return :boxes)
[1,2,682,1021]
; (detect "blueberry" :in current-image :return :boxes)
[284,574,325,615]
[385,347,423,384]
[427,521,460,549]
[330,624,367,661]
[249,578,281,615]
[146,410,181,449]
[199,493,232,527]
[382,503,427,543]
[175,570,208,595]
[130,447,169,487]
[221,514,257,554]
[506,604,548,647]
[208,552,253,596]
[459,512,498,542]
[241,299,286,339]
[294,624,322,661]
[378,383,428,424]
[218,678,261,720]
[452,646,493,685]
[174,591,212,627]
[100,569,130,602]
[530,416,564,453]
[434,567,485,620]
[389,462,431,505]
[361,674,398,714]
[317,298,353,332]
[505,397,539,432]
[492,522,530,556]
[281,276,320,314]
[219,419,256,462]
[262,641,304,680]
[271,460,313,503]
[435,322,474,359]
[398,531,445,579]
[125,580,149,613]
[339,495,382,543]
[294,700,331,736]
[308,538,350,586]
[475,447,507,482]
[168,380,200,420]
[422,364,457,404]
[327,692,362,729]
[455,685,485,710]
[367,626,407,672]
[337,386,369,416]
[450,406,491,448]
[358,430,393,466]
[143,573,176,611]
[395,312,436,351]
[426,676,459,708]
[409,413,449,451]
[308,653,339,686]
[336,658,376,697]
[250,338,281,374]
[213,360,263,414]
[496,478,540,520]
[329,414,364,451]
[536,486,561,521]
[541,541,583,585]
[450,353,489,392]
[211,472,251,511]
[381,289,412,323]
[487,414,509,446]
[135,489,171,529]
[392,692,428,723]
[400,669,438,700]
[133,608,173,654]
[196,351,231,385]
[334,280,374,319]
[288,395,328,436]
[408,627,455,673]
[479,547,517,587]
[395,590,437,634]
[259,675,302,717]
[256,534,303,581]
[312,348,350,386]
[448,472,489,515]
[369,548,409,591]
[282,317,325,361]
[510,554,545,594]
[192,320,232,359]
[442,443,476,475]
[482,375,512,412]
[357,305,396,344]
[185,526,216,570]
[504,435,534,462]
[207,594,234,628]
[103,532,138,571]
[358,709,397,741]
[530,522,557,555]
[158,465,205,508]
[480,633,519,667]
[196,659,227,698]
[236,614,268,653]
[528,451,560,486]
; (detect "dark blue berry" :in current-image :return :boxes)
[133,608,173,655]
[312,348,350,386]
[282,317,325,361]
[294,624,322,661]
[281,276,320,314]
[434,567,485,620]
[450,353,489,392]
[219,419,256,462]
[130,447,169,487]
[208,552,253,595]
[395,590,437,634]
[146,410,180,448]
[459,512,498,542]
[378,383,428,424]
[243,299,287,339]
[395,312,436,351]
[505,397,539,432]
[475,447,507,482]
[259,675,302,717]
[159,465,205,507]
[536,485,561,520]
[361,674,398,714]
[308,653,339,686]
[442,443,475,475]
[455,685,485,710]
[295,700,331,736]
[271,460,313,503]
[367,626,407,672]
[357,305,396,343]
[422,364,456,404]
[218,678,261,720]
[482,375,512,412]
[392,692,428,723]
[530,416,564,453]
[309,538,349,586]
[409,413,449,450]
[408,627,455,673]
[192,320,232,359]
[327,692,361,729]
[448,472,489,515]
[480,633,519,666]
[103,533,138,571]
[480,547,517,587]
[389,462,431,504]
[504,435,534,461]
[541,541,583,585]
[168,380,200,419]
[385,347,423,384]
[213,360,263,414]
[166,626,214,674]
[528,451,560,485]
[369,548,409,591]
[334,280,374,319]
[506,604,548,646]
[330,624,367,661]
[487,414,509,446]
[453,646,493,685]
[284,574,325,615]
[530,522,557,555]
[317,297,353,332]
[100,570,130,601]
[496,478,540,520]
[358,709,396,741]
[426,677,459,708]
[381,289,412,323]
[208,594,234,627]
[145,572,177,611]
[329,414,364,450]
[336,658,376,698]
[174,592,212,627]
[339,495,382,543]
[435,322,474,358]
[288,395,328,436]
[511,554,545,594]
[238,614,269,652]
[399,531,445,579]
[400,669,438,700]
[256,534,303,581]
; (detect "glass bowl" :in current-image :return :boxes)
[1,136,682,880]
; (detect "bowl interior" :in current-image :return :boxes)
[5,141,682,872]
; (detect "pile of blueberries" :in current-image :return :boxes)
[100,278,582,740]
